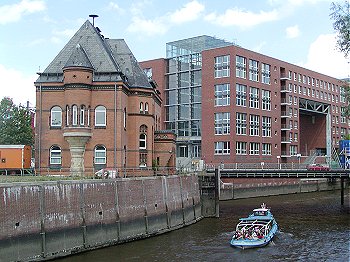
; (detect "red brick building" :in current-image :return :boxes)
[140,36,348,167]
[34,20,176,176]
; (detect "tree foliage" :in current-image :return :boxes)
[330,1,350,57]
[0,97,34,146]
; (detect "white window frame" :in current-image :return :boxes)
[214,55,230,78]
[50,106,62,127]
[139,133,147,149]
[262,143,272,155]
[262,116,271,137]
[214,141,230,155]
[249,87,259,109]
[236,84,247,107]
[94,145,106,164]
[249,114,260,136]
[236,141,247,155]
[215,83,230,106]
[215,112,230,135]
[50,145,62,164]
[236,55,246,79]
[249,59,259,82]
[261,89,271,111]
[236,112,247,135]
[72,105,78,126]
[95,105,106,127]
[249,142,260,155]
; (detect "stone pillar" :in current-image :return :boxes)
[64,132,91,176]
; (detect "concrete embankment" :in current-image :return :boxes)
[220,178,343,200]
[0,174,201,262]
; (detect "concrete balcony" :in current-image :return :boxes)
[280,86,291,93]
[281,111,292,118]
[281,137,292,144]
[281,124,292,130]
[281,98,292,105]
[280,73,290,80]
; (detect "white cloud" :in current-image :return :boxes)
[302,34,349,79]
[0,64,36,106]
[108,2,125,14]
[0,0,46,25]
[205,8,279,29]
[127,1,205,37]
[49,28,76,44]
[127,17,168,36]
[286,25,300,39]
[170,0,205,24]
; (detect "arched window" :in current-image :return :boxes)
[72,105,78,126]
[139,125,147,167]
[140,124,148,133]
[80,105,85,126]
[66,105,70,126]
[87,106,91,126]
[140,102,143,113]
[50,145,61,165]
[50,106,62,127]
[145,102,149,114]
[94,145,106,164]
[139,133,147,149]
[123,107,127,129]
[139,125,148,149]
[95,105,106,126]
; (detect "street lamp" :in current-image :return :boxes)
[277,156,280,169]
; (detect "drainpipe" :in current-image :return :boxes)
[114,84,117,169]
[39,84,42,174]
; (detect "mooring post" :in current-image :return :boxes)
[214,168,220,218]
[341,177,344,206]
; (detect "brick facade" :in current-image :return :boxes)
[34,20,176,176]
[140,36,347,166]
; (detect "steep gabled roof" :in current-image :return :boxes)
[36,20,152,88]
[63,43,93,70]
[106,39,151,88]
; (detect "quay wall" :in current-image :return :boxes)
[220,178,343,200]
[0,174,201,262]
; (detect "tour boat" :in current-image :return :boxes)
[230,203,278,249]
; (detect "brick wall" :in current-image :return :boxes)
[0,174,201,261]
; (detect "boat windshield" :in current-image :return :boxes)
[254,211,267,216]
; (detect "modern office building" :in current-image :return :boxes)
[34,20,176,176]
[140,35,348,167]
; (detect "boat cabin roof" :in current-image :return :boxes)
[253,208,268,212]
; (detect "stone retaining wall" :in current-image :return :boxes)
[220,178,342,200]
[0,174,201,262]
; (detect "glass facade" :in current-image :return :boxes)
[165,36,234,163]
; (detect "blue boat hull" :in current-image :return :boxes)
[230,222,278,249]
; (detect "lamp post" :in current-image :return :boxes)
[277,156,280,169]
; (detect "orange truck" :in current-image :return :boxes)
[0,145,32,170]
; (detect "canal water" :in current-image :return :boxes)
[57,190,349,262]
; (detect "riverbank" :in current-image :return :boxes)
[220,178,346,200]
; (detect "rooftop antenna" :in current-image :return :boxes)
[89,14,99,26]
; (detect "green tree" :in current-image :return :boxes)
[0,97,34,146]
[330,1,350,56]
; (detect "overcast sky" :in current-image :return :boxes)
[0,0,348,106]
